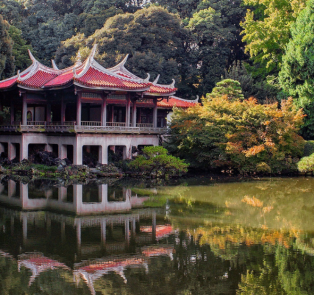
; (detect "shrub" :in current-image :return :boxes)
[167,95,305,174]
[297,154,314,173]
[128,146,189,178]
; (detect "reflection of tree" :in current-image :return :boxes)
[0,256,29,295]
[163,178,314,232]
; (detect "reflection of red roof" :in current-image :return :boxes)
[142,246,174,257]
[80,257,145,273]
[75,67,150,90]
[140,225,173,239]
[28,257,66,267]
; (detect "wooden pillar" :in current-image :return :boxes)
[126,95,131,127]
[0,97,3,125]
[61,96,66,124]
[132,99,137,127]
[76,91,82,126]
[22,93,27,125]
[111,105,114,122]
[10,100,15,125]
[46,103,51,122]
[101,93,107,126]
[153,98,158,128]
[138,108,141,123]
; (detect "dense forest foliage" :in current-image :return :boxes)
[0,0,310,100]
[1,0,314,172]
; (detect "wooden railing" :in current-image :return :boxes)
[0,121,167,134]
[47,121,76,126]
[106,122,130,127]
[81,121,101,126]
[27,121,46,126]
[136,123,153,128]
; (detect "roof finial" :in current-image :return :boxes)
[28,49,37,63]
[75,51,82,65]
[143,73,150,83]
[119,54,129,69]
[90,44,98,61]
[153,74,160,85]
[51,60,59,70]
[170,79,175,88]
[17,70,20,80]
[73,68,77,78]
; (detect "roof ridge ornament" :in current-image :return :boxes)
[51,60,59,70]
[76,52,82,65]
[119,54,129,69]
[153,74,160,85]
[143,73,150,83]
[90,44,98,61]
[75,46,96,79]
[170,79,175,88]
[28,49,37,63]
[73,68,77,78]
[17,70,20,80]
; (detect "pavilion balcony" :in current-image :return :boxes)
[0,121,167,135]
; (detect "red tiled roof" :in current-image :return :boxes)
[116,72,133,79]
[75,67,150,90]
[19,70,58,88]
[44,70,73,87]
[0,77,17,89]
[157,97,197,108]
[147,84,176,95]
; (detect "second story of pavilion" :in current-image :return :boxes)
[0,45,197,134]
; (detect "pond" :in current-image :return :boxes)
[0,177,313,294]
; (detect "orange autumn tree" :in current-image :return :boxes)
[168,93,305,174]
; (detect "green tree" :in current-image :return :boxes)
[207,79,244,101]
[8,25,33,71]
[187,0,247,95]
[128,146,189,178]
[224,63,279,102]
[167,90,304,173]
[241,0,306,78]
[279,0,314,107]
[55,7,191,92]
[0,15,14,79]
[279,0,314,138]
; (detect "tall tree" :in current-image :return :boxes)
[0,15,14,79]
[279,0,314,138]
[241,0,306,78]
[55,7,194,97]
[8,25,33,71]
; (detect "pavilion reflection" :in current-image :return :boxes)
[0,204,174,294]
[0,179,150,214]
[0,179,176,293]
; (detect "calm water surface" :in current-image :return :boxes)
[0,177,314,294]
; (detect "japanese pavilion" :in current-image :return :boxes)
[0,45,197,164]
